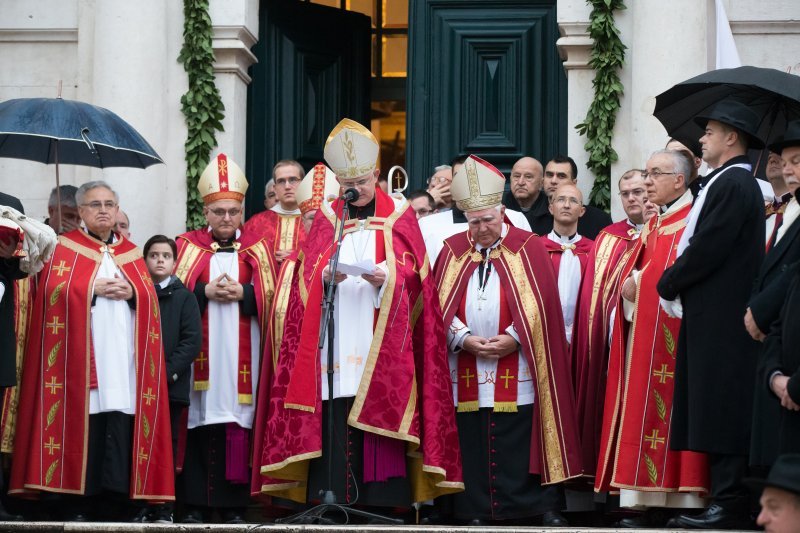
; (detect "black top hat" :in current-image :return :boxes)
[769,120,800,154]
[694,100,766,149]
[745,454,800,495]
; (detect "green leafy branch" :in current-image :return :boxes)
[575,0,627,210]
[179,0,225,230]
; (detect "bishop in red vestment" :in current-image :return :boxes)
[258,119,462,508]
[10,182,174,513]
[434,155,582,526]
[572,169,646,475]
[596,151,708,527]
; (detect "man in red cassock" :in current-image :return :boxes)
[244,160,306,265]
[596,150,709,528]
[173,154,276,524]
[258,119,463,514]
[434,154,582,527]
[10,181,174,519]
[572,169,647,475]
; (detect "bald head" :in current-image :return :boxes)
[549,183,585,233]
[509,156,544,208]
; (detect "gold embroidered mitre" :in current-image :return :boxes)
[451,154,505,212]
[198,153,249,204]
[297,163,340,214]
[323,119,379,180]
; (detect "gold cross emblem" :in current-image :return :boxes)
[652,364,674,384]
[46,316,65,335]
[499,368,516,389]
[461,368,475,388]
[644,429,665,450]
[52,260,71,277]
[45,377,63,395]
[148,328,160,344]
[240,365,250,384]
[137,447,149,464]
[196,352,208,371]
[143,387,156,406]
[44,437,61,455]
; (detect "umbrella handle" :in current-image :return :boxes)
[80,128,98,158]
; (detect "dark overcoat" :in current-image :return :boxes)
[657,156,765,455]
[0,191,26,387]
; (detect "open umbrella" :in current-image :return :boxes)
[654,66,800,153]
[0,95,163,231]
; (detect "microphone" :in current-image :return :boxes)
[340,188,359,202]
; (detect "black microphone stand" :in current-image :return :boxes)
[276,192,403,525]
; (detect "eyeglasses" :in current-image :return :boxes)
[340,177,372,189]
[619,188,646,199]
[209,208,242,218]
[81,201,117,211]
[275,177,301,187]
[642,171,677,180]
[466,215,499,227]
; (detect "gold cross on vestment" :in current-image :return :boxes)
[461,368,475,388]
[45,377,63,395]
[46,316,65,335]
[143,387,156,406]
[196,352,207,371]
[44,437,61,456]
[644,429,665,450]
[240,365,250,384]
[499,368,516,389]
[653,364,674,384]
[148,328,160,344]
[52,260,71,277]
[137,447,149,464]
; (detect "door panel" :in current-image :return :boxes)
[246,0,371,215]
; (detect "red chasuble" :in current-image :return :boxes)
[9,230,174,500]
[256,188,464,503]
[244,210,306,257]
[595,201,709,494]
[173,227,276,400]
[572,220,640,475]
[434,225,584,484]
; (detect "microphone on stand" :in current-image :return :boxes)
[340,188,359,202]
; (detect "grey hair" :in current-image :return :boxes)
[48,184,78,208]
[264,178,275,196]
[75,180,119,206]
[434,164,452,172]
[618,169,645,187]
[650,149,691,183]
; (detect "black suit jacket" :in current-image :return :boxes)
[0,192,26,387]
[657,155,765,454]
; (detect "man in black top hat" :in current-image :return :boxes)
[658,99,766,529]
[748,454,800,533]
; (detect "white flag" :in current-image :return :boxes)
[715,0,741,69]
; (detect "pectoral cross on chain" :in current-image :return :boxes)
[477,290,488,311]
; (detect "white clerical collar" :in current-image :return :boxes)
[659,190,694,217]
[626,218,643,232]
[158,276,172,289]
[206,227,241,239]
[547,229,581,245]
[271,204,301,216]
[475,223,508,252]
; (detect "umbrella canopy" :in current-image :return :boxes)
[0,97,163,168]
[654,66,800,151]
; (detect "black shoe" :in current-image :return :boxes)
[182,508,204,524]
[152,505,173,524]
[222,510,246,524]
[131,507,151,523]
[67,512,89,522]
[541,510,569,527]
[615,509,669,528]
[467,518,488,526]
[669,504,752,529]
[0,508,23,522]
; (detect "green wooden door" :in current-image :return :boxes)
[245,0,371,216]
[406,0,566,188]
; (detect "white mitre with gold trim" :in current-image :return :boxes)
[323,118,379,179]
[296,163,340,214]
[197,153,248,204]
[451,155,506,212]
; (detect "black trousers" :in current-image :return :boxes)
[710,453,749,506]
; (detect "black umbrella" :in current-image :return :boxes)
[0,96,163,231]
[654,66,800,154]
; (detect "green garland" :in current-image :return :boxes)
[575,0,627,211]
[179,0,225,230]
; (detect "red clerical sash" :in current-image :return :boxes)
[244,210,306,255]
[174,229,276,404]
[435,226,584,484]
[256,188,464,503]
[454,280,519,412]
[596,199,709,494]
[571,220,640,475]
[10,230,174,500]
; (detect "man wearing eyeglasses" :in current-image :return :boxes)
[596,150,709,527]
[10,181,174,519]
[259,119,463,516]
[172,153,276,524]
[244,160,305,265]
